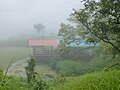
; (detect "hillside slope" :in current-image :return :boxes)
[51,70,120,90]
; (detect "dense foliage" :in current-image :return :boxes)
[59,0,120,54]
[0,72,28,90]
[51,70,120,90]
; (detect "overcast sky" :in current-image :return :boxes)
[0,0,82,39]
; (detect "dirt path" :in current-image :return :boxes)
[5,57,57,78]
[5,57,30,77]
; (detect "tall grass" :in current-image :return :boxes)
[51,70,120,90]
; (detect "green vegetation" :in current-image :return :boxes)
[51,70,120,90]
[1,67,120,90]
[25,58,48,90]
[0,47,31,70]
[0,53,120,90]
[56,60,87,76]
[53,55,120,77]
[0,0,120,89]
[59,0,120,54]
[0,72,28,90]
[54,0,120,89]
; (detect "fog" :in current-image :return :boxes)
[0,0,82,39]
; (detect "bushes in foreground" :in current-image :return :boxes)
[51,70,120,90]
[0,72,28,90]
[0,67,120,90]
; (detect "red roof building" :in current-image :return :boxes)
[29,39,58,47]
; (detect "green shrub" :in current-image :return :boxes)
[89,55,120,72]
[56,60,85,76]
[0,72,28,90]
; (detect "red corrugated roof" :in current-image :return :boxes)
[29,39,58,47]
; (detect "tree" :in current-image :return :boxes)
[25,58,36,85]
[58,23,78,45]
[73,0,120,54]
[59,0,120,54]
[34,23,46,37]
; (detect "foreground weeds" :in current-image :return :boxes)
[51,70,120,90]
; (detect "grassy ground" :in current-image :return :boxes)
[1,70,120,90]
[0,47,31,70]
[51,70,120,90]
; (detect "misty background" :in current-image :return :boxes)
[0,0,82,39]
